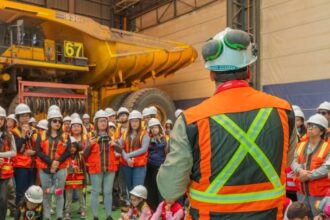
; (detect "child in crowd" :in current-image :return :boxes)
[64,137,87,219]
[151,200,184,220]
[145,118,168,210]
[120,185,152,220]
[286,201,310,220]
[14,185,43,220]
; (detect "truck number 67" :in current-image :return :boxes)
[64,41,83,58]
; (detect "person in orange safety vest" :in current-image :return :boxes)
[292,114,330,217]
[157,28,297,220]
[84,109,118,220]
[12,103,37,205]
[0,106,17,220]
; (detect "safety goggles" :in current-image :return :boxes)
[202,30,252,62]
[306,123,321,130]
[52,119,62,124]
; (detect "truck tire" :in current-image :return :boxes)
[110,92,132,111]
[122,88,175,123]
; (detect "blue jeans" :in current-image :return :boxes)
[14,168,36,204]
[120,166,146,192]
[39,169,67,219]
[90,172,115,218]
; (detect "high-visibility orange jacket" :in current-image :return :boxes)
[183,81,294,220]
[0,137,14,179]
[294,140,330,196]
[85,136,118,174]
[12,127,37,168]
[120,131,148,167]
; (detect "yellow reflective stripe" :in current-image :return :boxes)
[66,180,83,185]
[206,108,272,193]
[297,142,306,156]
[2,165,13,171]
[318,142,328,158]
[211,113,282,189]
[190,185,285,204]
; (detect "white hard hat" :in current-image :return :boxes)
[149,106,157,115]
[7,114,17,123]
[47,110,63,120]
[29,117,37,123]
[71,117,83,126]
[294,109,305,119]
[15,103,31,115]
[165,119,173,125]
[105,108,116,117]
[109,122,116,128]
[175,109,183,118]
[317,101,330,111]
[128,110,142,120]
[82,113,90,119]
[292,105,302,112]
[142,108,151,117]
[25,185,43,203]
[148,118,161,128]
[203,27,257,71]
[63,116,72,122]
[0,106,6,117]
[307,114,328,130]
[48,105,60,112]
[37,119,48,130]
[93,110,108,123]
[70,113,80,120]
[117,107,129,116]
[130,185,147,200]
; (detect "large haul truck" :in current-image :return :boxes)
[0,0,197,121]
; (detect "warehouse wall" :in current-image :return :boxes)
[138,0,226,109]
[260,0,330,116]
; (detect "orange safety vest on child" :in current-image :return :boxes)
[12,127,37,168]
[65,155,85,189]
[85,136,118,174]
[120,131,148,167]
[36,133,69,169]
[294,140,330,196]
[0,137,14,179]
[285,167,297,192]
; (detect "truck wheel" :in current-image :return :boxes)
[110,92,132,111]
[122,88,175,123]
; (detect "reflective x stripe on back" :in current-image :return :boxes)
[190,108,285,204]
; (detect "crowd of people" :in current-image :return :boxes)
[1,27,330,220]
[0,102,185,220]
[284,101,330,220]
[2,99,330,220]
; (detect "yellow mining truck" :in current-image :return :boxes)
[0,0,197,121]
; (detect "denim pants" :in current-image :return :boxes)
[39,169,67,219]
[14,168,36,204]
[90,172,115,218]
[120,165,146,192]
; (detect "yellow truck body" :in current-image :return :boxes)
[0,0,197,119]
